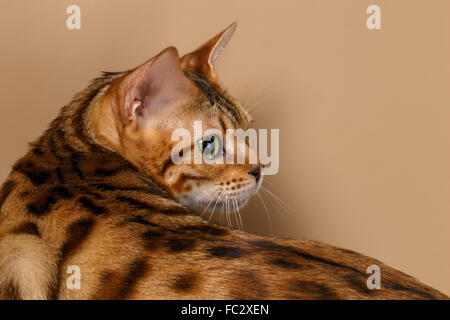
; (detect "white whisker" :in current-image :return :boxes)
[257,191,273,236]
[260,185,293,215]
[247,94,269,113]
[259,188,288,220]
[243,85,270,108]
[209,190,224,223]
[220,195,226,225]
[226,196,232,229]
[225,195,229,228]
[231,196,238,230]
[201,189,221,218]
[234,196,244,230]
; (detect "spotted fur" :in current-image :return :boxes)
[0,25,447,300]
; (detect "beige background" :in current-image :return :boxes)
[0,0,449,295]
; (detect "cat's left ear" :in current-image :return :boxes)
[181,23,237,82]
[114,47,199,126]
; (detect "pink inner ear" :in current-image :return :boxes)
[128,100,142,120]
[136,50,195,111]
[118,47,199,123]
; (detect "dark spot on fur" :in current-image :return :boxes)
[93,167,123,177]
[171,272,199,293]
[19,191,31,198]
[55,167,64,183]
[27,195,57,216]
[128,215,159,227]
[113,258,149,299]
[291,280,340,299]
[287,249,362,274]
[141,230,164,239]
[32,147,45,156]
[343,273,373,295]
[141,229,164,249]
[51,186,73,199]
[71,154,84,180]
[83,191,103,200]
[13,222,40,237]
[93,258,150,299]
[18,166,52,186]
[208,246,245,259]
[12,160,26,171]
[90,183,117,192]
[167,238,196,252]
[0,180,16,212]
[54,218,94,298]
[180,224,228,236]
[269,258,300,269]
[252,240,363,276]
[91,272,118,300]
[230,271,267,299]
[2,280,20,300]
[60,218,95,260]
[78,196,106,215]
[252,240,282,249]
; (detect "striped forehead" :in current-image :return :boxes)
[184,71,250,128]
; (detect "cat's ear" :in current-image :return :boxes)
[115,46,199,125]
[181,23,237,82]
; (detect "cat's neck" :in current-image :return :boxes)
[10,72,192,217]
[15,79,172,202]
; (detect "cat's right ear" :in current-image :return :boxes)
[180,23,237,83]
[113,47,199,126]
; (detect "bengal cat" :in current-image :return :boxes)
[0,24,447,300]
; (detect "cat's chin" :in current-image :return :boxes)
[181,190,254,216]
[187,196,250,216]
[174,178,261,217]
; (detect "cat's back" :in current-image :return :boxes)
[61,224,448,300]
[0,141,448,300]
[56,201,448,300]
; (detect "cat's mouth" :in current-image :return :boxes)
[179,179,259,219]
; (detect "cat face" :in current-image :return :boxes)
[94,24,262,219]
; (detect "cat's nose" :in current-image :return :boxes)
[248,166,262,183]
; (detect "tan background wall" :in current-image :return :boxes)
[0,0,449,295]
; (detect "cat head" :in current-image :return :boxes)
[91,23,262,218]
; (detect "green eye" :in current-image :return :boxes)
[198,135,222,160]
